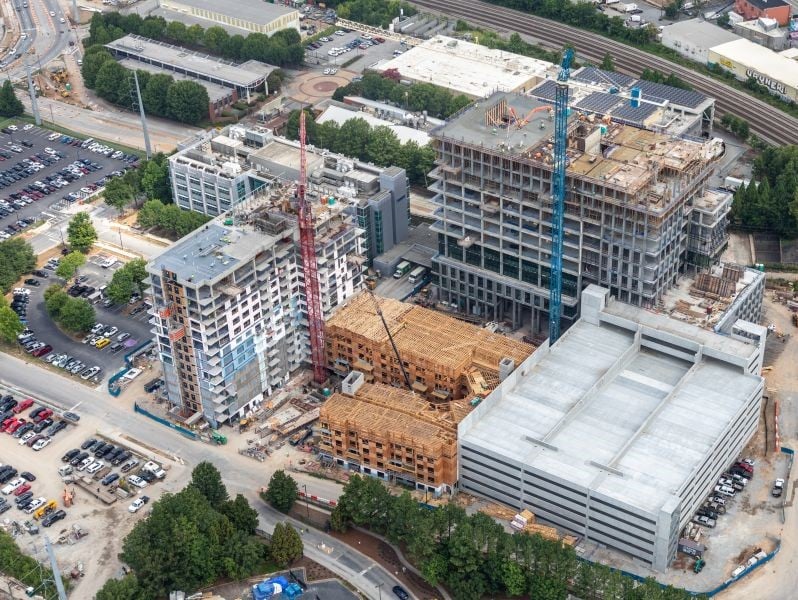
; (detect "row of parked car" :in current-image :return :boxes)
[55,133,138,164]
[692,458,755,529]
[0,148,63,189]
[61,438,158,494]
[19,323,104,380]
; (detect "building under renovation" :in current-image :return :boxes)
[147,191,365,428]
[319,372,458,494]
[326,291,534,404]
[429,92,727,333]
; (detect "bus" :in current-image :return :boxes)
[393,260,411,278]
[408,266,427,284]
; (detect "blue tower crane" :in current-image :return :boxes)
[548,48,574,344]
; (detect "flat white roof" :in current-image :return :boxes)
[460,292,762,514]
[710,38,798,89]
[316,105,431,145]
[161,0,297,26]
[374,35,554,98]
[661,18,740,47]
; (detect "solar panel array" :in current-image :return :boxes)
[571,67,635,89]
[575,92,623,114]
[631,80,708,109]
[529,79,558,102]
[610,102,658,126]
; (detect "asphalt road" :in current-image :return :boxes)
[1,0,75,77]
[0,355,406,599]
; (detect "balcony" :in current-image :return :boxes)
[168,326,186,342]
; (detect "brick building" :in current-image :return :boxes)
[733,0,791,26]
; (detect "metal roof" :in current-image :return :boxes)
[575,91,623,114]
[161,0,297,26]
[630,79,709,109]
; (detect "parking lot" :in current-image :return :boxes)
[17,253,154,382]
[0,123,137,239]
[0,385,173,595]
[305,28,403,73]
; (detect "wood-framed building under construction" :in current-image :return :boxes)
[325,292,534,404]
[319,373,459,493]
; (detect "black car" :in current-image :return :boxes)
[101,473,119,486]
[33,418,52,433]
[42,509,66,527]
[32,270,48,278]
[48,421,67,436]
[15,423,33,437]
[392,586,410,600]
[0,503,10,515]
[15,491,33,505]
[111,450,131,466]
[98,444,115,458]
[139,470,155,483]
[23,279,39,286]
[81,438,96,450]
[92,441,107,456]
[62,449,80,462]
[63,412,80,422]
[0,469,17,483]
[28,407,45,420]
[19,471,35,482]
[70,451,88,466]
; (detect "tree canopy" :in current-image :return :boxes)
[135,199,211,238]
[67,212,97,253]
[55,251,87,280]
[0,238,35,292]
[45,286,95,333]
[263,470,298,513]
[104,177,136,212]
[269,522,303,567]
[106,259,148,305]
[166,80,210,125]
[0,80,24,118]
[190,461,228,508]
[0,298,23,344]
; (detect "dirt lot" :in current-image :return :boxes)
[0,392,185,598]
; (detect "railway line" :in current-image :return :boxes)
[411,0,798,146]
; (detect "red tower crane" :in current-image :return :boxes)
[298,111,327,384]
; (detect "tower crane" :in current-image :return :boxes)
[548,48,574,344]
[297,111,327,384]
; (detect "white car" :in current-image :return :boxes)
[76,457,93,471]
[91,323,105,334]
[18,431,35,445]
[49,10,55,16]
[48,133,60,141]
[24,497,46,514]
[7,125,17,131]
[22,124,33,131]
[127,475,147,488]
[128,498,147,513]
[32,437,51,451]
[323,68,331,75]
[2,478,25,494]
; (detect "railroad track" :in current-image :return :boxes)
[411,0,798,145]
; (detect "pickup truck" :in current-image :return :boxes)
[142,461,166,479]
[772,478,785,497]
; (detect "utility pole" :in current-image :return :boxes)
[44,536,68,600]
[132,70,152,159]
[26,63,41,126]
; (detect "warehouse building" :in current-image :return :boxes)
[373,35,554,98]
[660,19,740,64]
[733,17,789,50]
[168,125,409,265]
[147,197,366,428]
[428,92,726,333]
[319,373,458,494]
[105,34,274,101]
[709,38,798,103]
[156,0,300,36]
[458,285,766,571]
[326,291,534,405]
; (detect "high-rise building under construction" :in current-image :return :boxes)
[428,92,729,333]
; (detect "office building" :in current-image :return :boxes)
[428,92,726,333]
[458,285,766,571]
[169,126,409,264]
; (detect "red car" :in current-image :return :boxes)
[12,483,30,496]
[31,345,52,358]
[13,398,33,413]
[6,419,25,434]
[1,417,18,432]
[33,409,52,423]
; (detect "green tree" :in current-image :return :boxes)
[44,285,69,318]
[0,238,35,292]
[664,1,679,19]
[94,60,130,104]
[104,177,136,212]
[203,26,230,53]
[95,575,145,600]
[365,125,401,166]
[67,212,97,253]
[0,80,24,118]
[0,303,23,344]
[337,118,372,159]
[141,73,174,118]
[57,298,95,333]
[106,269,134,305]
[263,470,298,513]
[140,154,172,202]
[81,47,115,88]
[166,80,210,125]
[600,52,615,72]
[55,251,86,280]
[221,494,260,535]
[717,12,731,27]
[137,199,165,228]
[266,68,286,94]
[269,522,303,567]
[190,461,228,508]
[165,20,188,44]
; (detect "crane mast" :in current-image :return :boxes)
[298,111,327,383]
[548,48,573,344]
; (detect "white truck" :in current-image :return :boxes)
[620,2,639,12]
[142,461,166,479]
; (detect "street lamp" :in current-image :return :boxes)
[302,484,310,521]
[376,582,384,600]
